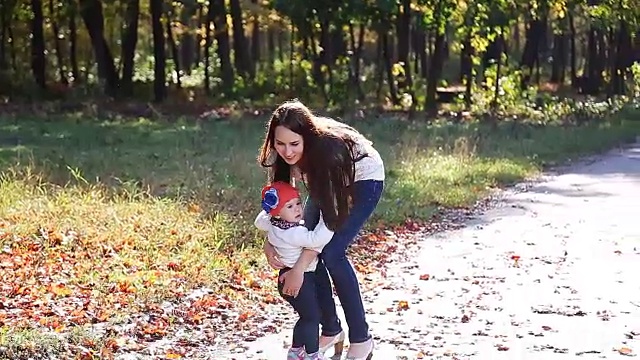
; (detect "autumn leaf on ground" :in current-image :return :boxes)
[355,263,373,273]
[49,283,72,297]
[165,349,184,359]
[238,311,252,322]
[187,203,201,213]
[617,347,633,356]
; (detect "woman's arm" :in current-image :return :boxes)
[287,214,334,250]
[292,248,320,271]
[279,248,319,297]
[263,241,285,270]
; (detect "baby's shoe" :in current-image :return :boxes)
[287,346,305,360]
[304,351,327,360]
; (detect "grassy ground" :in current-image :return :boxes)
[1,108,639,358]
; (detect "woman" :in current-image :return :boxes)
[258,100,384,360]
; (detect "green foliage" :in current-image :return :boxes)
[0,0,639,114]
[417,0,456,34]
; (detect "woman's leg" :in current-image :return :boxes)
[320,180,384,343]
[314,260,342,336]
[303,197,342,336]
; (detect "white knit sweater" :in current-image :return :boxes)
[254,210,334,272]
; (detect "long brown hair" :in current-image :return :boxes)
[257,100,366,231]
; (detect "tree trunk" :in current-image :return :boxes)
[380,28,399,105]
[229,0,252,78]
[166,13,181,88]
[278,28,285,62]
[250,0,260,73]
[491,31,504,111]
[396,0,413,94]
[309,33,329,103]
[0,4,6,69]
[210,0,234,92]
[550,30,567,84]
[120,0,139,96]
[30,0,46,89]
[150,0,166,102]
[611,21,630,95]
[0,0,16,70]
[288,25,294,86]
[461,5,475,109]
[415,28,428,78]
[203,3,212,94]
[319,19,334,97]
[585,26,602,94]
[513,16,521,55]
[267,26,275,70]
[375,35,384,100]
[194,4,203,66]
[568,10,577,85]
[519,16,545,88]
[460,35,472,84]
[7,20,16,71]
[67,0,80,83]
[347,21,365,101]
[426,31,446,116]
[48,0,68,85]
[79,0,119,96]
[178,1,196,74]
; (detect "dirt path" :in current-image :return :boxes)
[220,144,640,359]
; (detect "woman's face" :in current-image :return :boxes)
[274,125,303,165]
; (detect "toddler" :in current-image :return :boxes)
[254,181,334,360]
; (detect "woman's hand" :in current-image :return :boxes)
[263,241,285,270]
[279,269,304,297]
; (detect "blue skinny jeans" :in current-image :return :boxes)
[303,179,384,343]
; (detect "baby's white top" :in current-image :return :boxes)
[254,210,334,272]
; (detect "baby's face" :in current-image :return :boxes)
[278,197,303,223]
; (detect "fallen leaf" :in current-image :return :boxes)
[165,350,183,359]
[618,347,633,356]
[238,311,251,321]
[49,283,72,297]
[397,300,409,311]
[187,203,201,213]
[54,324,66,333]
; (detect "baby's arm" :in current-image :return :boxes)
[254,210,272,232]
